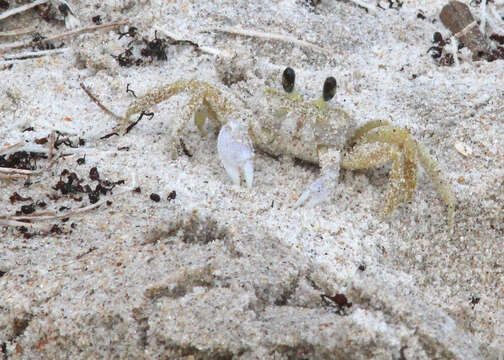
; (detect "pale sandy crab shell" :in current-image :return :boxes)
[246,89,356,165]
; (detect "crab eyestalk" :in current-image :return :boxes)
[282,67,295,93]
[313,76,337,109]
[280,67,302,102]
[323,76,337,101]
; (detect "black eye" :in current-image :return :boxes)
[282,67,295,93]
[323,77,337,102]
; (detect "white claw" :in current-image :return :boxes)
[243,159,254,188]
[217,119,254,188]
[295,170,339,208]
[295,176,330,208]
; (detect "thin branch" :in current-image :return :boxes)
[202,26,333,55]
[0,142,24,155]
[2,188,133,222]
[0,0,48,21]
[48,130,55,162]
[11,210,57,218]
[0,173,28,180]
[154,26,232,58]
[0,47,69,61]
[0,219,52,232]
[39,20,128,44]
[0,20,128,54]
[0,27,36,37]
[0,167,44,175]
[80,82,124,121]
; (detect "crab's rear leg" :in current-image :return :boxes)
[351,124,454,226]
[341,141,399,170]
[417,144,455,227]
[348,120,390,146]
[341,142,407,217]
[345,125,419,215]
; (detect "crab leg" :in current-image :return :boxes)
[341,142,399,170]
[356,125,411,146]
[403,152,418,201]
[342,142,407,217]
[417,144,455,227]
[217,119,254,188]
[123,80,235,125]
[346,123,453,226]
[349,120,390,146]
[294,147,341,208]
[382,150,407,218]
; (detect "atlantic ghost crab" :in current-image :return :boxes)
[83,67,455,227]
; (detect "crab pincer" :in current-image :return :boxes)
[294,172,335,208]
[217,118,254,188]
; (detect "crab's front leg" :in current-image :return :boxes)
[217,117,254,188]
[293,145,342,208]
[121,80,235,159]
[121,79,254,184]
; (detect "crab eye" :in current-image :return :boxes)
[323,76,337,102]
[282,67,295,93]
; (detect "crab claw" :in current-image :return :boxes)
[294,173,334,208]
[295,150,341,208]
[217,119,254,188]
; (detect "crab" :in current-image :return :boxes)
[84,67,455,227]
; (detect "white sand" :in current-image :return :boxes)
[0,0,503,358]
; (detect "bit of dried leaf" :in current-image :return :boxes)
[454,141,473,157]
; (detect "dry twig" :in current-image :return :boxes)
[1,188,133,222]
[0,219,52,232]
[48,130,55,162]
[0,21,128,54]
[1,47,69,62]
[0,167,44,175]
[0,173,28,180]
[0,142,25,155]
[202,26,333,55]
[80,82,124,121]
[0,27,36,37]
[154,26,232,58]
[0,0,48,22]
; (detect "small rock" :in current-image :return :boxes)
[455,141,473,157]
